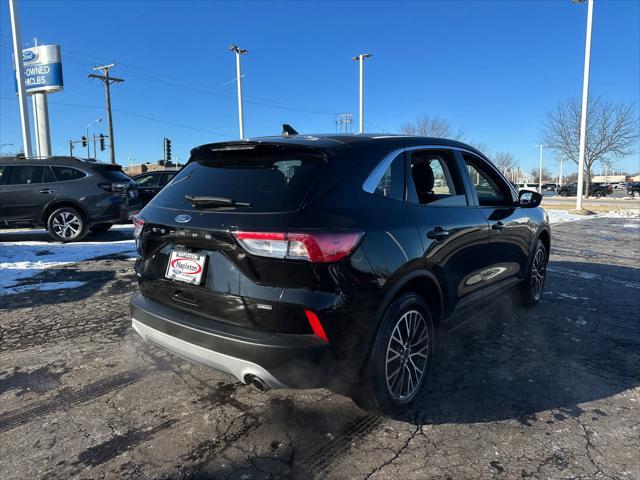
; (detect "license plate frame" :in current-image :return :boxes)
[165,250,207,285]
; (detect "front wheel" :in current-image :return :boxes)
[559,191,568,197]
[46,207,87,243]
[352,293,434,414]
[516,240,548,307]
[633,191,640,199]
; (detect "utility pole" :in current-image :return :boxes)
[535,144,547,193]
[9,0,32,158]
[573,0,594,211]
[89,64,124,164]
[334,113,353,133]
[352,53,372,133]
[228,45,248,139]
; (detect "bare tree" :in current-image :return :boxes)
[400,115,465,140]
[529,167,553,184]
[541,97,639,195]
[492,151,518,179]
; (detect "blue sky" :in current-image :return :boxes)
[1,0,639,175]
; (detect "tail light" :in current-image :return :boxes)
[233,231,363,263]
[133,215,146,238]
[99,182,130,192]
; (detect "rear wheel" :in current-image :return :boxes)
[352,293,434,414]
[594,191,603,198]
[559,191,568,197]
[46,207,87,243]
[634,191,640,198]
[89,223,113,233]
[517,240,547,306]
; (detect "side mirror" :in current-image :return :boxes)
[519,190,542,208]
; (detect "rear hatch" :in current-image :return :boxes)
[135,142,355,332]
[91,163,140,205]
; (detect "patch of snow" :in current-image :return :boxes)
[622,223,640,228]
[601,209,640,219]
[2,281,86,295]
[0,239,135,292]
[546,208,640,224]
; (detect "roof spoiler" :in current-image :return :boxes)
[282,124,298,136]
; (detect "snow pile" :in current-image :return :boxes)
[0,237,135,294]
[546,207,639,225]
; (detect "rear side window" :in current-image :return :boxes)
[152,146,325,212]
[6,165,49,185]
[52,166,86,181]
[373,153,404,201]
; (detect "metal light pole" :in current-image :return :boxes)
[573,0,594,211]
[535,144,547,192]
[86,118,102,158]
[352,53,372,133]
[8,0,32,158]
[229,45,248,139]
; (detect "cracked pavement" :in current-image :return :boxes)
[0,217,639,479]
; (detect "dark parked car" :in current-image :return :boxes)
[556,182,612,198]
[130,134,550,414]
[132,169,179,207]
[627,182,640,198]
[0,156,141,242]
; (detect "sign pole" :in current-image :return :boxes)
[35,93,51,156]
[9,0,33,158]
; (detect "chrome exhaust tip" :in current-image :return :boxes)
[245,374,271,392]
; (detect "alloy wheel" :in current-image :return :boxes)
[385,309,429,401]
[52,211,82,239]
[530,247,547,301]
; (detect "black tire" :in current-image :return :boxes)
[89,223,113,233]
[633,191,640,199]
[516,240,548,307]
[559,191,568,197]
[46,207,88,243]
[352,292,434,414]
[594,191,603,198]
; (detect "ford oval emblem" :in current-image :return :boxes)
[175,214,191,223]
[22,50,38,63]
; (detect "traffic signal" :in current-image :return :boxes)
[81,136,87,147]
[165,138,172,161]
[99,134,106,151]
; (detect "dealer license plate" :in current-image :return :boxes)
[165,250,207,285]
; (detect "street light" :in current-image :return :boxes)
[352,53,372,134]
[535,144,548,193]
[572,0,594,211]
[229,45,248,139]
[86,118,102,158]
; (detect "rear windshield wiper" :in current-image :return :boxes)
[185,194,251,209]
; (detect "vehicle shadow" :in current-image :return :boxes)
[155,260,639,479]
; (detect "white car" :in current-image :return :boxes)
[516,183,539,193]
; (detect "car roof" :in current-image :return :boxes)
[0,156,118,167]
[192,133,488,158]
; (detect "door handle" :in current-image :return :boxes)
[491,221,505,231]
[427,227,450,241]
[39,189,54,194]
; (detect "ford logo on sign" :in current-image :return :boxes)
[22,50,38,63]
[175,214,191,223]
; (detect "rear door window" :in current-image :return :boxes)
[152,145,325,212]
[135,174,160,187]
[6,165,47,185]
[407,150,467,206]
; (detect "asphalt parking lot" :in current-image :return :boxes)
[1,216,639,480]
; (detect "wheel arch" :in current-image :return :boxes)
[42,199,89,225]
[377,269,444,328]
[534,227,551,261]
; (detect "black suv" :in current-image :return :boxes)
[626,181,640,198]
[556,182,611,197]
[132,169,179,207]
[131,135,550,413]
[0,156,140,242]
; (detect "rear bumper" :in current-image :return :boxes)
[130,293,334,389]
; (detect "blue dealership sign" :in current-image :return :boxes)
[15,44,64,94]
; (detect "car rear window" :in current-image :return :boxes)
[151,145,325,212]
